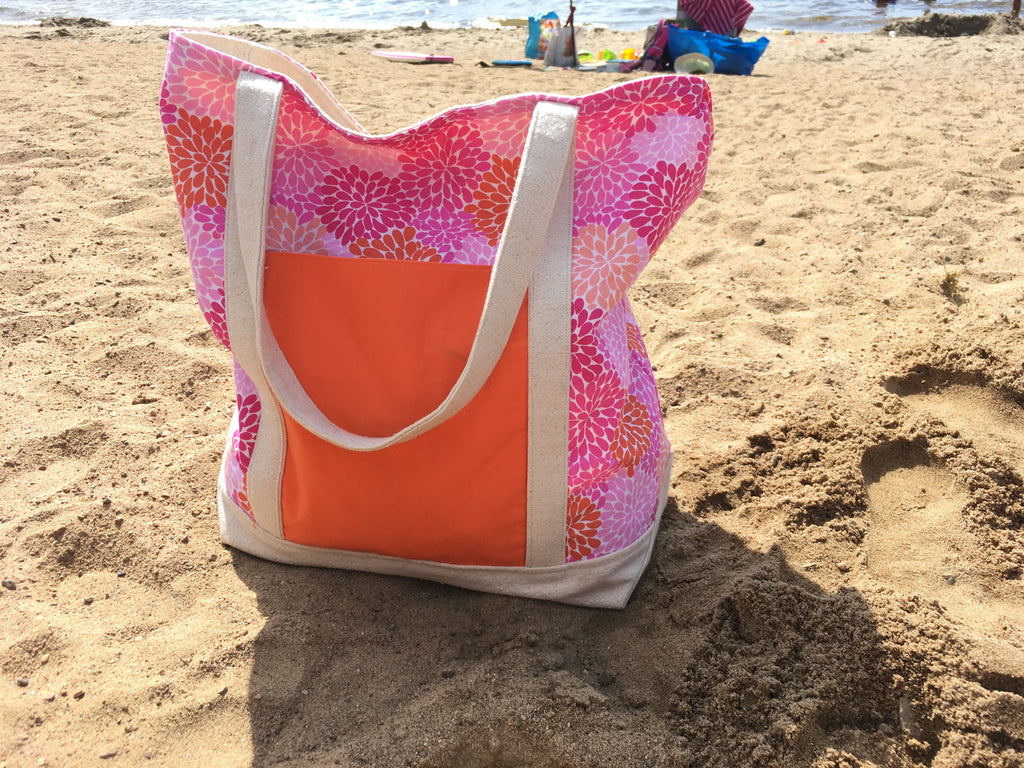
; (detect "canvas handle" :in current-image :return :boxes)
[230,71,576,452]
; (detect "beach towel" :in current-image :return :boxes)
[159,30,713,607]
[677,0,755,37]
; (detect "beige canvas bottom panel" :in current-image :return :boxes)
[217,450,672,610]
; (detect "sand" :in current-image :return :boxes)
[1,15,1023,768]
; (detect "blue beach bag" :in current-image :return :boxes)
[525,11,559,58]
[666,27,769,75]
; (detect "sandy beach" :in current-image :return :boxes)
[1,15,1023,768]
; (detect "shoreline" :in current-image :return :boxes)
[0,10,1019,39]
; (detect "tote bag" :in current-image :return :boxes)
[666,26,769,76]
[160,30,713,608]
[525,11,560,59]
[543,26,578,67]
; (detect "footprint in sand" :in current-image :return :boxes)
[860,438,969,595]
[860,379,1024,641]
[896,382,1024,476]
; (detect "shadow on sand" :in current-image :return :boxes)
[230,498,918,767]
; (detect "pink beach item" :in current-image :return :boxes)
[370,51,454,64]
[677,0,755,36]
[160,30,713,607]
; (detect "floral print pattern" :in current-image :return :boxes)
[611,394,654,473]
[474,100,536,158]
[629,113,707,169]
[271,91,336,212]
[317,165,414,243]
[164,41,239,124]
[573,223,644,312]
[592,466,660,557]
[596,301,630,383]
[348,227,442,262]
[626,322,647,357]
[570,298,605,384]
[179,226,228,347]
[580,76,704,139]
[465,155,520,246]
[160,30,713,563]
[569,369,626,470]
[410,206,482,258]
[575,142,640,223]
[224,362,261,520]
[234,391,260,473]
[626,160,705,253]
[165,109,232,211]
[266,205,327,254]
[399,122,490,209]
[565,494,602,562]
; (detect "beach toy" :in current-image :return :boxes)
[370,51,454,64]
[674,52,714,75]
[575,61,626,73]
[621,47,637,60]
[491,59,533,67]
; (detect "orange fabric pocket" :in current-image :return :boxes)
[263,252,529,566]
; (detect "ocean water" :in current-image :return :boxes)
[0,0,1014,33]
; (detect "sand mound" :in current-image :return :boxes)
[39,17,111,28]
[880,12,1024,37]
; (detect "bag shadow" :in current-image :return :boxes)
[230,497,911,767]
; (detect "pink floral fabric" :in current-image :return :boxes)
[226,361,260,518]
[318,165,415,242]
[161,30,713,563]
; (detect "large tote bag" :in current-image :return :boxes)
[160,31,713,608]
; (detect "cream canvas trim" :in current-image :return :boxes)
[178,31,365,133]
[219,446,673,610]
[525,141,573,567]
[223,73,287,539]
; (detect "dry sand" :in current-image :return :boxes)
[1,15,1023,768]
